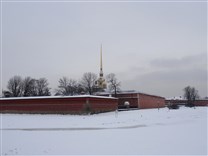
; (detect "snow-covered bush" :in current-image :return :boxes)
[168,104,179,109]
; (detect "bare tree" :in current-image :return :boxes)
[56,77,78,96]
[183,86,199,107]
[67,79,79,95]
[56,77,69,96]
[81,72,97,95]
[76,83,85,95]
[36,78,51,96]
[22,77,37,97]
[6,75,23,97]
[106,73,121,97]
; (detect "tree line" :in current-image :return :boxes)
[2,73,200,107]
[167,86,200,109]
[3,76,51,97]
[2,72,121,98]
[183,86,199,107]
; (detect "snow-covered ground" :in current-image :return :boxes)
[1,107,207,155]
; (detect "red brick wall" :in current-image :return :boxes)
[90,98,118,112]
[194,100,208,106]
[139,94,165,109]
[0,96,118,114]
[165,100,208,106]
[115,93,165,109]
[165,100,187,105]
[115,93,139,108]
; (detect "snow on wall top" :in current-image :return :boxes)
[97,90,165,99]
[0,95,118,101]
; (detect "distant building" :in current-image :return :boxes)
[166,96,184,100]
[95,44,107,90]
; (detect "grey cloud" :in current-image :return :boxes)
[139,68,207,85]
[122,69,206,98]
[150,53,206,69]
[121,54,207,98]
[141,68,207,97]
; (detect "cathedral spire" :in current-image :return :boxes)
[100,44,103,77]
[96,44,107,90]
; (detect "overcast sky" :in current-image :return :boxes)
[1,0,207,98]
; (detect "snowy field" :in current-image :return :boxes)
[1,107,207,155]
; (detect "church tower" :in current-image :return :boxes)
[96,44,107,90]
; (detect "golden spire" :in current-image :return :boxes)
[96,44,107,90]
[100,44,103,77]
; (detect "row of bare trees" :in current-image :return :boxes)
[55,77,83,96]
[55,72,121,96]
[2,72,121,97]
[3,76,51,97]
